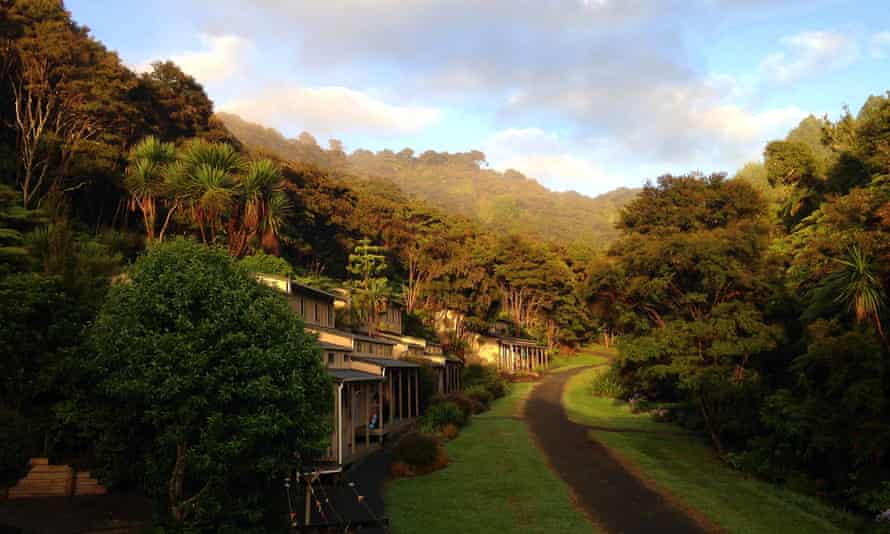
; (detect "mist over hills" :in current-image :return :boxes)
[217,112,639,250]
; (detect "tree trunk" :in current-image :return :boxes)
[169,442,187,522]
[698,394,724,457]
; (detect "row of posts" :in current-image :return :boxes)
[497,342,548,373]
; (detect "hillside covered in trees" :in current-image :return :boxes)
[3,0,890,531]
[218,112,639,250]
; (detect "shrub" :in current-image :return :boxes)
[589,367,625,398]
[391,432,448,476]
[628,394,650,414]
[421,401,467,431]
[461,363,508,399]
[440,423,460,441]
[78,239,332,529]
[0,410,39,489]
[447,391,482,417]
[465,385,493,411]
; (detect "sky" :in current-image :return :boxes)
[67,0,889,197]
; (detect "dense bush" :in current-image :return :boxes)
[391,432,448,477]
[589,367,625,398]
[446,391,483,417]
[420,401,467,431]
[0,409,40,488]
[462,363,508,400]
[465,385,494,410]
[77,239,332,530]
[440,423,460,441]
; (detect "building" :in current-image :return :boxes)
[256,274,423,469]
[433,308,549,374]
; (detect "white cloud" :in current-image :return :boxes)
[871,31,890,59]
[220,86,443,138]
[135,33,252,84]
[483,128,622,195]
[760,31,858,83]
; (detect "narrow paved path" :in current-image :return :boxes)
[525,367,708,534]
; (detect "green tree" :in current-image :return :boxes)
[124,136,177,243]
[348,238,390,335]
[605,174,777,454]
[78,239,331,528]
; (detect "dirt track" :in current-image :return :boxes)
[525,367,709,534]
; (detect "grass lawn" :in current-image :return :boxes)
[563,368,677,432]
[563,367,860,534]
[386,383,596,534]
[550,344,616,371]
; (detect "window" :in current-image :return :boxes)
[327,353,335,365]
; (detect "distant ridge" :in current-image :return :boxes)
[217,112,639,249]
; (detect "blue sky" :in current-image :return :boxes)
[67,0,889,197]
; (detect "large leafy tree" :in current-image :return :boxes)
[79,239,331,529]
[602,174,778,453]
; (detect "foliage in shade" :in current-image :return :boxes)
[75,239,331,529]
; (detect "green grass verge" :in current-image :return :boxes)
[563,367,860,534]
[386,383,597,534]
[563,367,673,432]
[550,344,616,371]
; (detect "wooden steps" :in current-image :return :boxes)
[6,458,107,498]
[74,471,107,496]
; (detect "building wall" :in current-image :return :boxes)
[354,340,393,358]
[373,304,403,335]
[323,350,353,369]
[289,293,335,328]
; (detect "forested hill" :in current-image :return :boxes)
[217,112,638,249]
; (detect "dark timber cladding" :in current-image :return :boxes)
[496,336,549,373]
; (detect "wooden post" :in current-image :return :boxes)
[365,383,370,446]
[378,380,384,437]
[399,370,404,421]
[414,370,420,417]
[349,385,355,456]
[388,370,394,425]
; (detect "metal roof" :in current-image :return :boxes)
[352,356,420,368]
[318,341,352,352]
[290,281,340,300]
[350,333,398,345]
[327,368,384,383]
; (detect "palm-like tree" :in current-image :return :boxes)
[174,140,242,244]
[226,158,291,257]
[826,245,886,341]
[125,137,176,243]
[126,136,293,256]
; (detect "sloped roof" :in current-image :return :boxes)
[352,356,420,368]
[328,368,384,382]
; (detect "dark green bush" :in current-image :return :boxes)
[589,367,625,398]
[446,391,482,417]
[420,401,467,431]
[0,409,39,488]
[464,385,493,410]
[393,432,440,469]
[462,363,508,399]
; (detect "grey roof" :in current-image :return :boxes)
[327,368,384,383]
[350,333,398,345]
[318,341,352,352]
[352,356,420,368]
[290,281,340,300]
[378,333,426,348]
